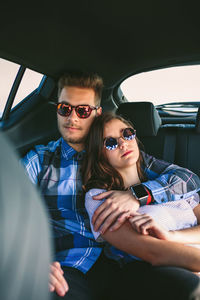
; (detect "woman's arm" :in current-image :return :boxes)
[102,221,200,272]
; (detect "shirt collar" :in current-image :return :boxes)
[61,138,85,160]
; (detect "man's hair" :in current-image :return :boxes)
[58,71,104,106]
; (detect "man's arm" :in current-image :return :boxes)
[128,203,200,245]
[92,190,139,232]
[164,203,200,244]
[128,211,200,244]
[167,226,200,244]
[22,152,69,296]
[86,190,200,271]
[142,152,200,203]
[164,204,200,244]
[92,153,200,232]
[21,149,42,184]
[102,221,200,272]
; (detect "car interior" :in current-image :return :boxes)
[1,1,200,299]
[0,132,51,300]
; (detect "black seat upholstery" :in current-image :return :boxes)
[0,133,51,300]
[175,124,200,176]
[116,101,170,159]
[116,102,200,176]
[116,102,162,136]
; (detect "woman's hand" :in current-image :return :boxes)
[128,213,171,240]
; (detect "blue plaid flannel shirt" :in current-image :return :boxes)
[22,137,200,273]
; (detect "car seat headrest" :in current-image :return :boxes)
[116,102,162,137]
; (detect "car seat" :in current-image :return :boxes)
[0,132,51,300]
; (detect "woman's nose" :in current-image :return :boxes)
[118,137,127,149]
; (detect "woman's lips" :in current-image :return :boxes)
[121,150,132,157]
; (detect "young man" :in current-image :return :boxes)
[22,71,200,300]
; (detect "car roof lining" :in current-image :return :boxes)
[1,2,200,88]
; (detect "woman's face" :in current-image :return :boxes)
[103,119,140,172]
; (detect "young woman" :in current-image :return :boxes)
[82,112,200,271]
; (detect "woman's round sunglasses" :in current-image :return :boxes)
[104,127,136,151]
[52,101,100,119]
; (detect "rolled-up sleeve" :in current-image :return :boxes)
[85,188,106,242]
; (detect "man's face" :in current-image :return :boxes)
[57,86,101,151]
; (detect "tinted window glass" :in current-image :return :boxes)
[121,65,200,107]
[0,58,19,115]
[13,68,43,108]
[0,58,43,118]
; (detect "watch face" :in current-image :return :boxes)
[133,185,148,199]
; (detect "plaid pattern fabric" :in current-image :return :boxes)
[141,152,200,203]
[22,138,102,273]
[22,138,200,273]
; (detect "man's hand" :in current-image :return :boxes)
[128,213,170,240]
[49,261,69,297]
[92,190,140,233]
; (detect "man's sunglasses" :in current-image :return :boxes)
[51,102,100,119]
[104,127,136,151]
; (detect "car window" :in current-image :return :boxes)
[0,58,43,117]
[120,65,200,112]
[0,58,19,115]
[13,68,43,108]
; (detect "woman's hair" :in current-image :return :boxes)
[82,112,146,192]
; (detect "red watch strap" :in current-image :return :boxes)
[144,186,152,205]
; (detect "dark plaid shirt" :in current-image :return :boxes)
[22,138,200,273]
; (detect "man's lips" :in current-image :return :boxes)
[121,150,132,157]
[64,125,81,131]
[66,127,79,130]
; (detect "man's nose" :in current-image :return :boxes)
[67,108,78,121]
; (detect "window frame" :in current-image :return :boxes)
[1,66,26,121]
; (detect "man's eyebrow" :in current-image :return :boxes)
[58,100,69,104]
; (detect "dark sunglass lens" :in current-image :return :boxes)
[123,128,135,140]
[58,103,71,116]
[76,106,92,118]
[105,137,118,150]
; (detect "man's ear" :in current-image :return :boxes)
[97,107,102,116]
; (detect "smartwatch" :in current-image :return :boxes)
[130,184,152,206]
